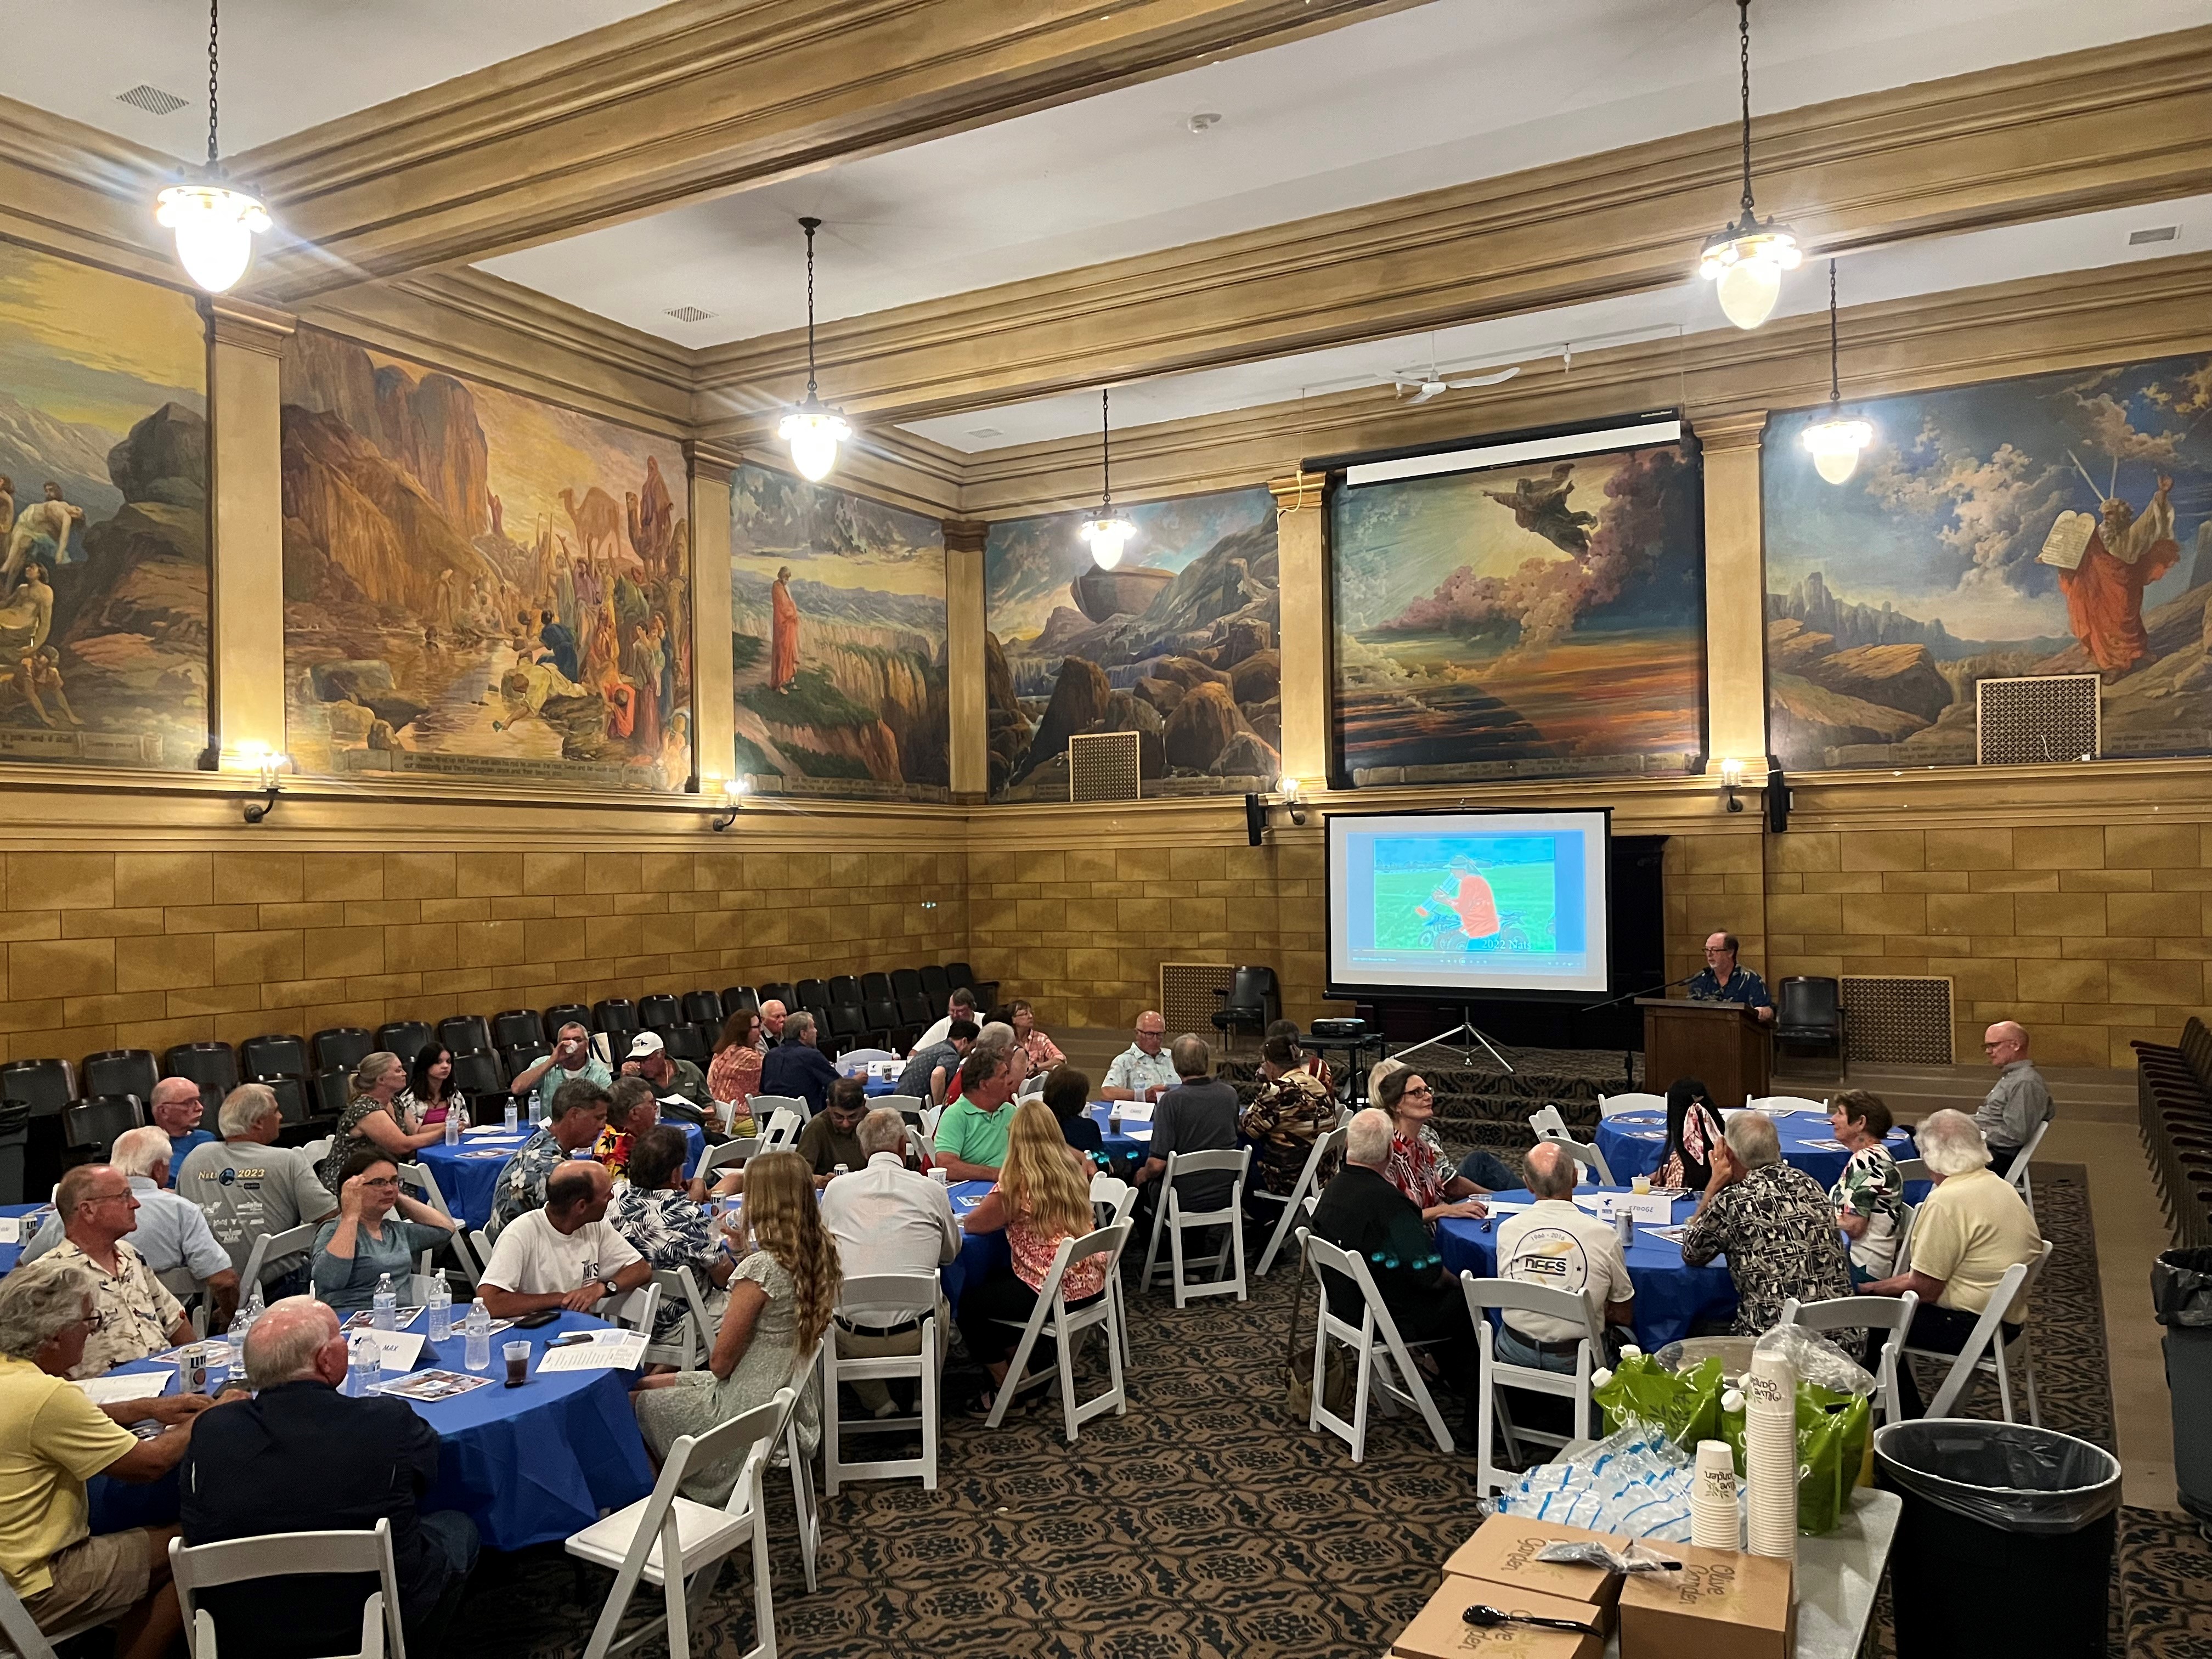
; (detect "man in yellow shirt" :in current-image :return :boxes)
[1857,1109,2043,1417]
[0,1259,218,1657]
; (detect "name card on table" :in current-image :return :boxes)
[0,1218,17,1244]
[1112,1102,1156,1124]
[1574,1192,1673,1224]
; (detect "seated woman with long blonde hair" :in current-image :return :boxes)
[633,1149,838,1500]
[956,1098,1108,1415]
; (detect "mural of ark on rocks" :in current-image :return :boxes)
[0,246,209,768]
[729,465,948,802]
[279,326,692,791]
[984,486,1280,800]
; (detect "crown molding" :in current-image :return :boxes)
[688,25,2212,426]
[233,0,1429,303]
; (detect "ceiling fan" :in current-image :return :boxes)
[1385,338,1520,404]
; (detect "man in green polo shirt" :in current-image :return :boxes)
[932,1047,1019,1182]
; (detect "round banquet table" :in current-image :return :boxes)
[0,1201,45,1277]
[1435,1187,1738,1351]
[92,1310,653,1551]
[1595,1109,1917,1193]
[417,1122,705,1229]
[941,1178,1007,1311]
[1081,1101,1152,1164]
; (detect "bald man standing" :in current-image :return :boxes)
[1976,1022,2053,1178]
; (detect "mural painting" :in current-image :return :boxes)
[1330,438,1706,785]
[1765,352,2212,769]
[984,487,1280,799]
[279,328,691,790]
[729,464,947,801]
[0,246,208,768]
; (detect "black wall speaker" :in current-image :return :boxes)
[1244,792,1266,847]
[1766,765,1791,833]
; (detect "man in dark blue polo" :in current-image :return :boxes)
[1686,931,1774,1023]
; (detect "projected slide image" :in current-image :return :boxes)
[1373,837,1559,955]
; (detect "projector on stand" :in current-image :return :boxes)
[1310,1018,1368,1041]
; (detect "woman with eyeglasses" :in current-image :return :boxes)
[1373,1068,1490,1226]
[309,1149,460,1315]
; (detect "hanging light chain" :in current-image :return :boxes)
[1827,258,1841,404]
[1099,388,1113,512]
[206,0,221,167]
[799,216,821,397]
[1736,0,1754,218]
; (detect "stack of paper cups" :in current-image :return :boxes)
[1691,1439,1740,1550]
[1743,1348,1798,1562]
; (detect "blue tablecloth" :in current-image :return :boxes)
[943,1180,1007,1312]
[1082,1102,1150,1163]
[1595,1110,1918,1194]
[0,1201,43,1277]
[94,1311,653,1551]
[417,1124,705,1229]
[1436,1187,1738,1350]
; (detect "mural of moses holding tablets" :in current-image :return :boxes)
[1765,350,2212,770]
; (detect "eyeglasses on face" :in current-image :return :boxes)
[1403,1085,1434,1098]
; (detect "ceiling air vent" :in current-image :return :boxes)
[967,426,1003,441]
[117,84,189,116]
[663,305,715,323]
[2129,225,2180,246]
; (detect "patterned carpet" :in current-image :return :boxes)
[441,1159,2198,1659]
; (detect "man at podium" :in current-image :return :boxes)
[1685,932,1775,1024]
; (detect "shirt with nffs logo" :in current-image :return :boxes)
[175,1139,338,1278]
[1494,1197,1633,1345]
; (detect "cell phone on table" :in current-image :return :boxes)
[512,1308,561,1329]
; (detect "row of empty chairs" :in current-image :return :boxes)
[2135,1015,2212,1248]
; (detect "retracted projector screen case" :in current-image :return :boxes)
[1325,806,1613,1001]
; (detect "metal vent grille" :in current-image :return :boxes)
[1069,730,1141,803]
[117,84,189,116]
[1160,963,1234,1036]
[1840,975,1954,1065]
[2129,225,2180,245]
[663,305,715,323]
[1976,673,2100,765]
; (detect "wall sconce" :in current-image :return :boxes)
[1718,757,1747,814]
[709,776,748,831]
[236,743,287,823]
[1276,775,1308,827]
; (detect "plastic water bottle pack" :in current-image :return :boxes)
[1489,1423,1733,1544]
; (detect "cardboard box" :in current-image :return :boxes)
[1443,1515,1634,1623]
[1616,1542,1795,1659]
[1390,1574,1606,1659]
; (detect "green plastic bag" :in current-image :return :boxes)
[1595,1352,1724,1447]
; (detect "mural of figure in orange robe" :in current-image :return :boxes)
[770,565,800,694]
[2058,475,2178,678]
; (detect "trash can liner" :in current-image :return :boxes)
[2153,1247,2212,1328]
[1874,1420,2122,1534]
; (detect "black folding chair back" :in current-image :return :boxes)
[756,982,795,1013]
[682,990,725,1026]
[264,1076,310,1128]
[376,1022,433,1064]
[594,999,640,1037]
[638,993,682,1031]
[438,1016,493,1057]
[827,975,861,1007]
[64,1095,143,1160]
[311,1028,373,1075]
[1210,966,1280,1046]
[896,987,934,1028]
[543,1004,591,1041]
[501,1040,550,1084]
[946,961,998,1006]
[82,1048,159,1103]
[661,1025,709,1063]
[491,1010,542,1051]
[240,1034,308,1081]
[720,986,757,1017]
[1775,975,1846,1073]
[0,1099,30,1204]
[310,1069,351,1121]
[165,1042,240,1100]
[1,1058,73,1116]
[859,971,892,1005]
[918,964,951,1004]
[449,1051,506,1098]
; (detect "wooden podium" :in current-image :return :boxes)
[1637,997,1771,1108]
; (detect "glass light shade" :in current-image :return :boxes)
[1699,225,1801,330]
[1802,415,1875,484]
[1718,757,1747,788]
[1079,515,1136,569]
[1276,775,1301,801]
[156,183,270,294]
[777,404,850,482]
[724,776,749,800]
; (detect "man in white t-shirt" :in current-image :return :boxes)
[478,1163,652,1320]
[1493,1141,1635,1373]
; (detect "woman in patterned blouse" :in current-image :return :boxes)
[1238,1033,1335,1197]
[608,1124,734,1339]
[706,1007,764,1136]
[1374,1068,1489,1226]
[1827,1089,1903,1285]
[1655,1076,1726,1191]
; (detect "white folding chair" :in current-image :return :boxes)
[604,1282,663,1336]
[644,1267,718,1370]
[701,1138,757,1181]
[985,1220,1134,1442]
[1527,1105,1569,1141]
[1891,1198,1920,1276]
[1554,1137,1613,1187]
[781,1339,823,1595]
[1090,1175,1138,1371]
[471,1227,496,1272]
[1596,1091,1667,1119]
[821,1271,941,1494]
[757,1108,803,1154]
[753,1094,808,1131]
[1893,1156,1933,1187]
[919,1104,943,1141]
[297,1136,333,1168]
[1459,1275,1605,1494]
[240,1222,321,1295]
[566,1387,795,1659]
[2005,1118,2052,1215]
[159,1265,212,1339]
[1253,1125,1347,1278]
[1915,1242,2052,1423]
[1138,1148,1250,1307]
[1296,1228,1454,1462]
[172,1517,406,1659]
[395,1163,477,1287]
[0,1571,115,1659]
[875,1093,926,1121]
[1781,1290,1919,1424]
[1746,1094,1829,1115]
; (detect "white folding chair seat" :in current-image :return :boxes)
[1296,1228,1454,1463]
[645,1267,718,1370]
[821,1271,941,1494]
[1596,1091,1667,1119]
[757,1107,803,1153]
[1253,1125,1348,1278]
[985,1220,1134,1442]
[172,1517,406,1659]
[1781,1290,1919,1424]
[567,1386,795,1659]
[2005,1118,2052,1215]
[1460,1276,1606,1493]
[1138,1148,1251,1307]
[1554,1137,1613,1186]
[1527,1105,1569,1141]
[1913,1242,2053,1424]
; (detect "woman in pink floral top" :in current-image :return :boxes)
[1376,1069,1490,1226]
[1008,1000,1065,1072]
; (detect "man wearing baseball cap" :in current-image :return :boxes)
[619,1030,712,1126]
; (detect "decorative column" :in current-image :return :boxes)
[685,439,742,791]
[205,295,294,769]
[1693,411,1770,771]
[1267,471,1328,787]
[943,519,990,805]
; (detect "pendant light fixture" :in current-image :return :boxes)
[155,0,271,294]
[1697,0,1798,330]
[1802,259,1874,484]
[1077,389,1136,569]
[777,217,850,482]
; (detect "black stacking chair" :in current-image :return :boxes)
[2,1058,72,1200]
[795,978,831,1013]
[720,987,758,1017]
[661,1025,709,1063]
[828,1001,871,1054]
[312,1028,374,1075]
[501,1040,550,1085]
[827,975,862,1009]
[594,1000,641,1039]
[64,1095,143,1163]
[82,1048,159,1104]
[946,961,999,1007]
[543,1004,592,1041]
[264,1076,311,1135]
[165,1042,240,1100]
[310,1069,351,1121]
[754,982,794,1013]
[859,972,893,1005]
[375,1023,432,1063]
[1210,966,1280,1052]
[682,990,725,1026]
[449,1051,506,1098]
[438,1015,493,1057]
[491,1010,542,1052]
[240,1034,308,1082]
[918,964,951,1005]
[895,986,934,1031]
[866,992,907,1048]
[639,994,683,1031]
[1775,977,1846,1076]
[0,1099,30,1204]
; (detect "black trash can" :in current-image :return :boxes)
[2153,1246,2212,1522]
[1874,1419,2121,1658]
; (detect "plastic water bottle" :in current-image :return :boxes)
[372,1273,398,1331]
[504,1101,519,1133]
[426,1276,452,1342]
[464,1299,491,1372]
[228,1303,255,1373]
[444,1109,461,1145]
[349,1330,381,1396]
